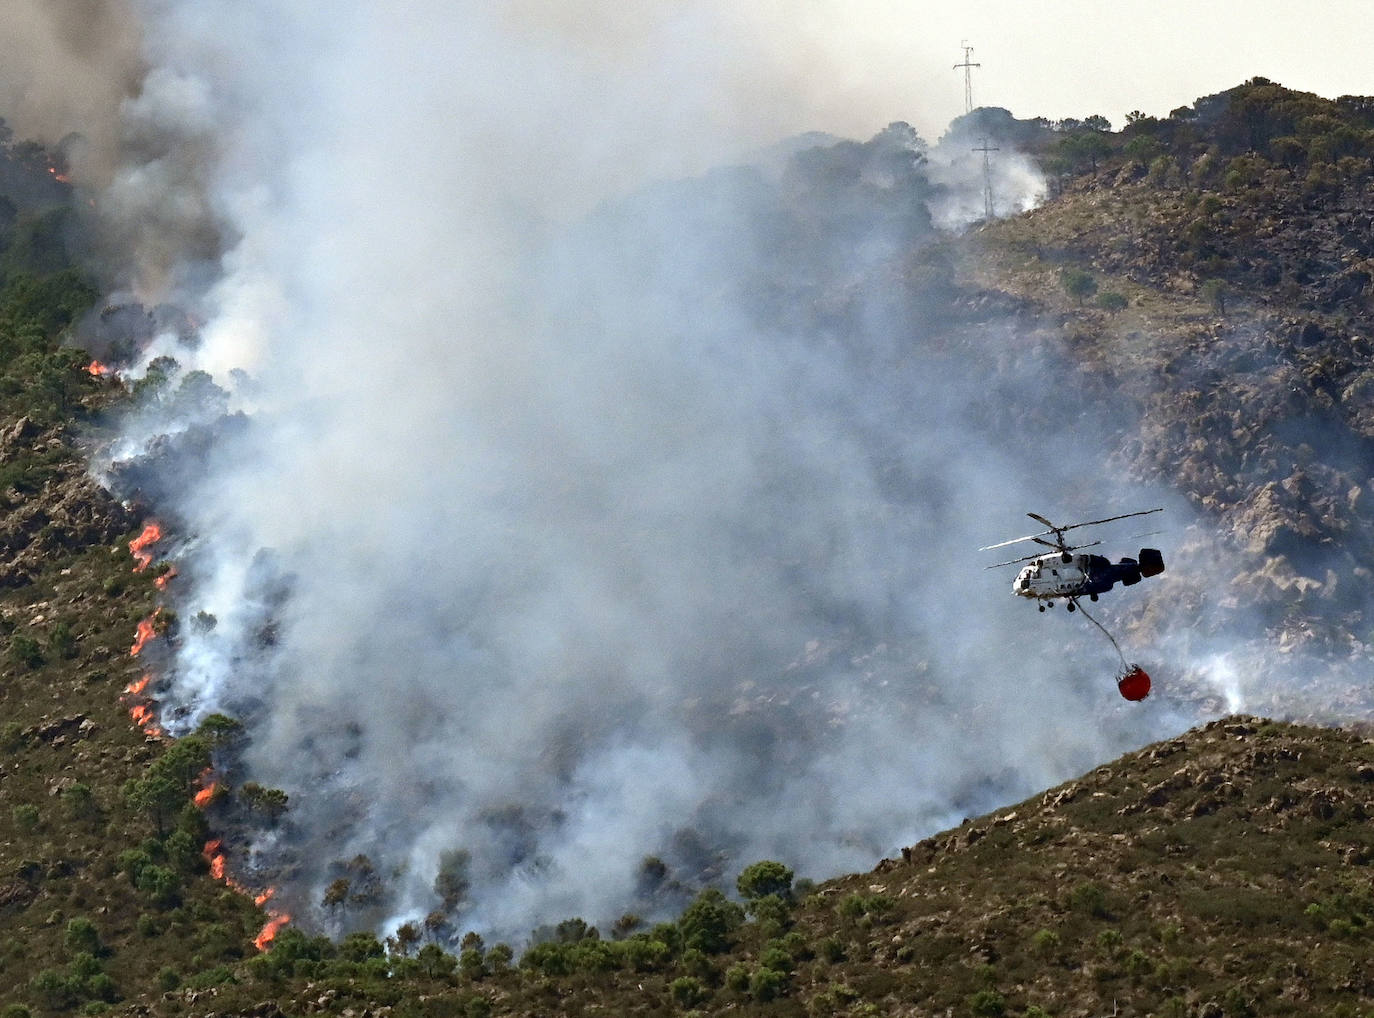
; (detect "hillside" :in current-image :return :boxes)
[2,79,1374,1016]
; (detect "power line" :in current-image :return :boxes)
[957,42,997,221]
[973,138,1000,220]
[953,41,980,115]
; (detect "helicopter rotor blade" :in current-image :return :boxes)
[984,551,1050,569]
[978,529,1057,552]
[1062,539,1102,552]
[1055,507,1163,536]
[985,539,1103,569]
[981,509,1163,554]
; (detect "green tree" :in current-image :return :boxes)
[239,782,289,823]
[417,942,457,979]
[670,975,709,1008]
[1096,291,1129,313]
[679,888,744,954]
[1201,278,1229,314]
[736,860,794,903]
[1060,268,1098,304]
[63,917,102,956]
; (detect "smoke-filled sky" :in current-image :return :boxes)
[1,0,1361,941]
[6,2,1374,201]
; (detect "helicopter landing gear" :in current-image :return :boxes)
[1089,593,1099,602]
[1066,600,1077,612]
[1038,603,1046,612]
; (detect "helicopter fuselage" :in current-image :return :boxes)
[1013,550,1160,602]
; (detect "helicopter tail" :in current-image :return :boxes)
[1138,548,1165,578]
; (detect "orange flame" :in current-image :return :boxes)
[130,609,161,656]
[129,522,163,572]
[87,360,110,377]
[202,839,226,880]
[201,837,286,948]
[127,701,163,739]
[194,782,218,808]
[155,566,178,590]
[255,912,291,951]
[125,674,151,695]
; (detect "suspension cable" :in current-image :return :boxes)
[1071,597,1127,669]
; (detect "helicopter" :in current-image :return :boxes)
[980,509,1165,613]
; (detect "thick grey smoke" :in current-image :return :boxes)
[14,2,1270,941]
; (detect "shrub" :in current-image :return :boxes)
[416,943,457,979]
[759,944,794,974]
[837,893,895,919]
[750,966,789,1002]
[0,721,25,752]
[48,621,76,659]
[29,969,78,1009]
[64,918,101,956]
[9,634,43,669]
[1060,267,1098,304]
[11,803,39,832]
[1068,881,1109,918]
[458,945,485,979]
[1096,928,1123,956]
[134,864,181,909]
[62,783,99,822]
[669,976,709,1009]
[1200,278,1228,314]
[736,860,794,902]
[1124,949,1152,977]
[1096,291,1129,313]
[724,963,751,992]
[968,989,1007,1017]
[1030,928,1061,957]
[486,943,513,974]
[678,889,744,954]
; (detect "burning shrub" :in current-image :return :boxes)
[121,735,212,836]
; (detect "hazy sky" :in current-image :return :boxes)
[764,1,1374,142]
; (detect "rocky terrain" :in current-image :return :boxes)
[3,78,1374,1016]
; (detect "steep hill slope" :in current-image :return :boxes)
[3,79,1374,1017]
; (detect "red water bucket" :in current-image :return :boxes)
[1117,664,1151,701]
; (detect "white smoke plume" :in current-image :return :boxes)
[5,2,1314,943]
